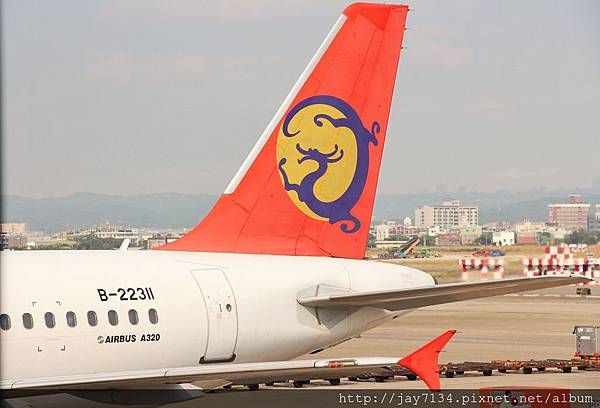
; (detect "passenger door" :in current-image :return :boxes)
[190,269,238,363]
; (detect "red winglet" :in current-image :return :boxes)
[397,330,457,392]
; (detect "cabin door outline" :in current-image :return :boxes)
[190,268,238,363]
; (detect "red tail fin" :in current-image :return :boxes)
[157,3,409,258]
[397,330,457,392]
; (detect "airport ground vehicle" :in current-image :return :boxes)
[377,237,421,259]
[473,249,505,257]
[416,247,442,258]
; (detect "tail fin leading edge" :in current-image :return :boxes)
[158,3,409,258]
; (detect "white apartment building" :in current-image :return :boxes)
[492,231,515,246]
[94,227,140,244]
[374,222,395,241]
[415,200,478,229]
[70,225,141,245]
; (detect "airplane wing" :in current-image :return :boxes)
[297,275,590,311]
[1,331,456,396]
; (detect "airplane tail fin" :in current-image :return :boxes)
[397,330,457,392]
[157,3,409,258]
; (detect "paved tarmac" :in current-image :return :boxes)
[283,286,600,390]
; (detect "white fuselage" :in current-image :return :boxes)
[0,251,434,382]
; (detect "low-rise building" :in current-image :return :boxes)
[373,221,427,241]
[428,226,445,236]
[459,226,482,245]
[513,219,546,234]
[93,227,140,244]
[146,235,179,249]
[0,223,29,249]
[24,231,55,244]
[69,224,141,245]
[492,231,515,246]
[0,233,27,249]
[516,232,538,245]
[436,232,461,246]
[544,225,568,240]
[482,221,513,232]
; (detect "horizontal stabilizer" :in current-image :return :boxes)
[398,330,456,392]
[297,275,591,311]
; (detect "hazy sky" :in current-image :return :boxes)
[3,0,600,198]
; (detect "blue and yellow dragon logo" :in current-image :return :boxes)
[277,95,379,233]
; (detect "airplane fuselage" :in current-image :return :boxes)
[0,251,434,382]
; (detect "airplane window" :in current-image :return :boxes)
[0,314,10,331]
[44,312,55,329]
[87,311,98,326]
[128,309,139,325]
[66,311,77,327]
[148,308,159,324]
[22,313,33,329]
[108,310,119,326]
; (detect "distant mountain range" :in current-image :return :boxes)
[3,192,217,232]
[3,190,600,233]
